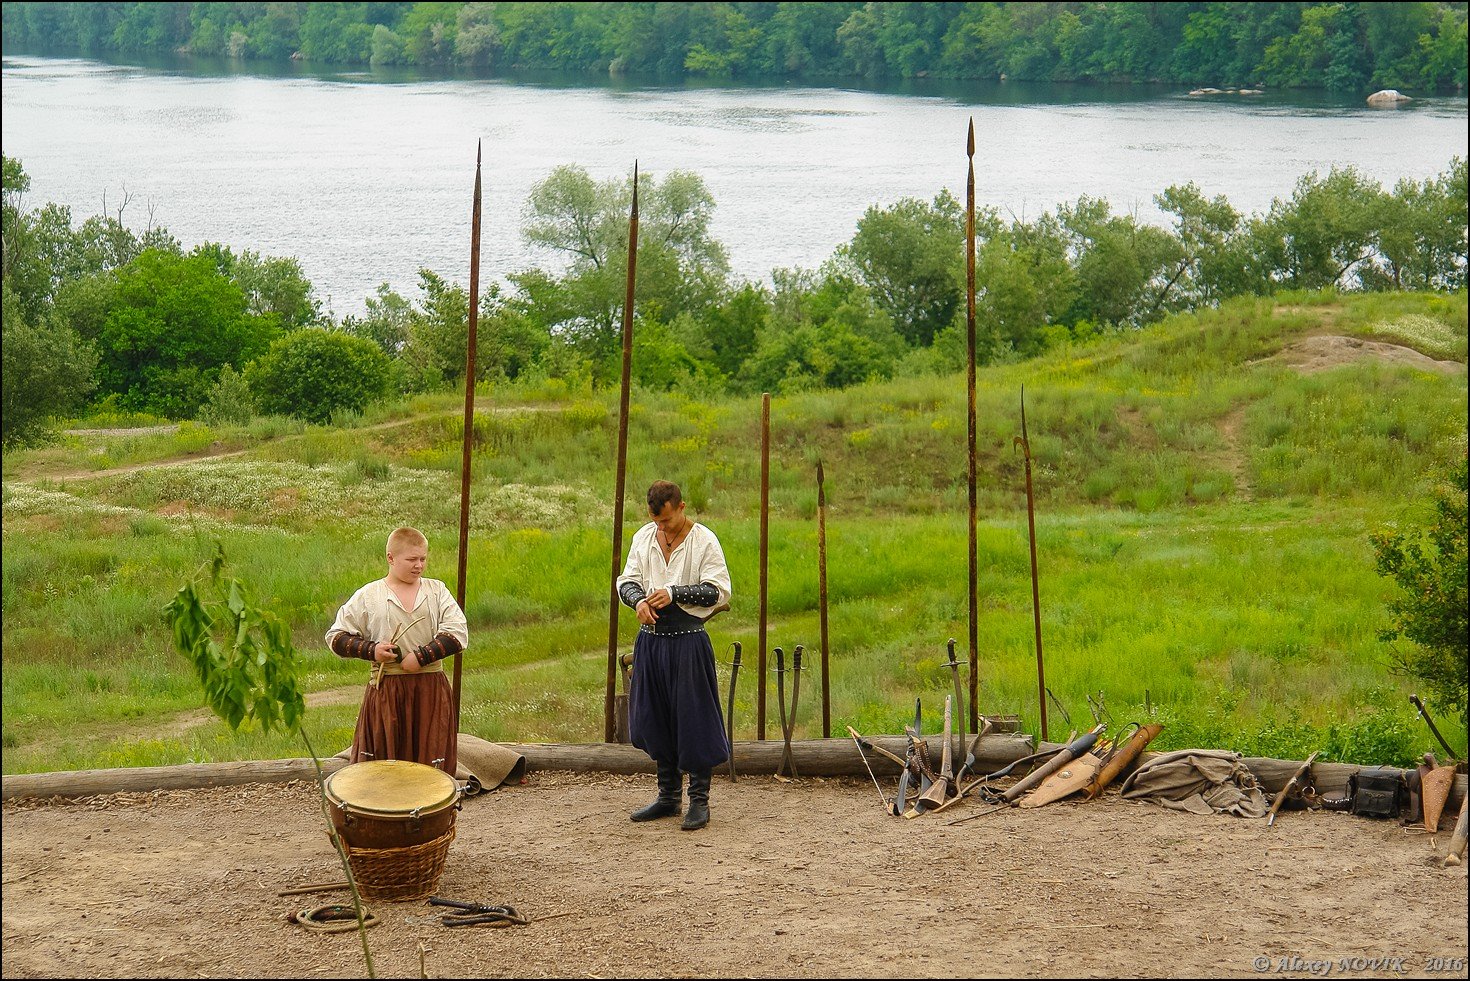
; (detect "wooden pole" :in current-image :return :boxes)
[758,392,771,740]
[604,163,640,744]
[965,118,979,735]
[817,459,831,738]
[453,139,483,731]
[1018,386,1048,742]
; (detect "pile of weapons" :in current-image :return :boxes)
[848,697,1163,822]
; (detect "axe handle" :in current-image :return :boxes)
[938,696,954,781]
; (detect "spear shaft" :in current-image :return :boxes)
[965,118,979,735]
[604,163,639,744]
[453,139,482,729]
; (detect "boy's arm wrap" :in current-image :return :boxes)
[331,633,377,661]
[413,633,465,666]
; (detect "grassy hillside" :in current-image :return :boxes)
[2,289,1466,772]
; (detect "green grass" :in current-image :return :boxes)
[2,290,1465,772]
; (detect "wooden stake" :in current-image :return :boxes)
[604,163,639,744]
[758,392,771,740]
[817,459,831,739]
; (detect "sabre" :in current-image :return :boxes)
[1410,693,1462,762]
[726,642,742,782]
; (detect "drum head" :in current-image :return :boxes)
[326,760,458,815]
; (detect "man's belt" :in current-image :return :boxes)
[639,620,708,636]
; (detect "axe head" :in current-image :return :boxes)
[917,774,949,808]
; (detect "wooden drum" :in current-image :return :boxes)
[323,760,460,901]
[324,760,460,850]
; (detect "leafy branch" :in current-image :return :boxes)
[163,543,375,977]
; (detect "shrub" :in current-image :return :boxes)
[1372,456,1469,726]
[245,328,392,425]
[198,365,256,427]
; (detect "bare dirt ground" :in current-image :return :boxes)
[3,772,1466,979]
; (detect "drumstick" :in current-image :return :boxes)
[372,615,428,688]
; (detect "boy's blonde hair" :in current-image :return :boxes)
[386,526,428,556]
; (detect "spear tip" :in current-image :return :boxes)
[476,138,482,165]
[631,160,639,215]
[967,117,975,157]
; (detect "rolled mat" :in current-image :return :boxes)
[332,734,526,797]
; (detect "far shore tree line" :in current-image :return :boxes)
[1,153,1466,449]
[2,2,1467,94]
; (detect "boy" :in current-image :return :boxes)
[326,527,468,773]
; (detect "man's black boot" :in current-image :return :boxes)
[682,769,711,830]
[631,761,683,822]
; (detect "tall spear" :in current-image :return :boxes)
[453,139,483,731]
[1014,385,1048,742]
[965,118,979,735]
[604,163,640,743]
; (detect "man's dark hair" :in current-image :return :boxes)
[647,480,683,515]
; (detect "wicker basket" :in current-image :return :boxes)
[344,823,455,901]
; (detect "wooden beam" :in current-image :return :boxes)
[5,740,1462,813]
[0,735,1035,800]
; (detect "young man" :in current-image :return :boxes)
[616,480,732,831]
[326,527,468,773]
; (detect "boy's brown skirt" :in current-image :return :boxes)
[351,672,458,774]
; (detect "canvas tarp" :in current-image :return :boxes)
[1119,748,1268,817]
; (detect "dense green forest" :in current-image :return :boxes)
[3,1,1467,92]
[2,152,1466,447]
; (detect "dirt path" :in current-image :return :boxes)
[19,402,565,484]
[3,774,1465,979]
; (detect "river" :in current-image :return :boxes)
[3,52,1466,318]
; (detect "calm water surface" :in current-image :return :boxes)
[3,53,1466,317]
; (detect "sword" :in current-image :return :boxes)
[726,642,742,782]
[945,638,965,765]
[1410,694,1462,762]
[774,648,794,778]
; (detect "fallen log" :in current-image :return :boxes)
[0,733,1035,801]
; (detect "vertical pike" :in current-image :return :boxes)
[604,163,640,743]
[1015,385,1048,742]
[965,118,980,735]
[453,139,483,729]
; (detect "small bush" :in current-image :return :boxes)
[198,365,256,427]
[245,328,392,425]
[1372,456,1469,727]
